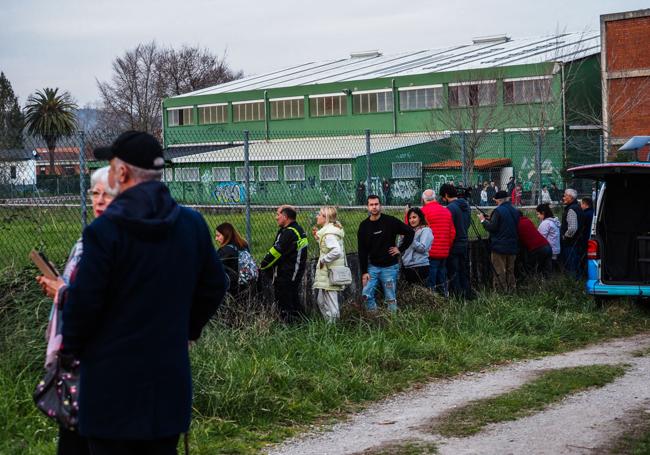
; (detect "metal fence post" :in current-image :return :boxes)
[365,129,371,199]
[79,130,88,229]
[599,135,604,164]
[460,132,467,186]
[243,130,252,246]
[536,132,543,204]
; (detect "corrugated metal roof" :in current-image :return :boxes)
[0,149,35,161]
[170,134,441,164]
[173,32,599,99]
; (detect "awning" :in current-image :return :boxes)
[423,158,512,170]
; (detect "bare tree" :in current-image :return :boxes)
[97,42,243,136]
[429,68,512,186]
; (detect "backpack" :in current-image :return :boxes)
[237,248,259,286]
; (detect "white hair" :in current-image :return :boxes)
[422,189,436,202]
[114,157,163,183]
[564,188,578,199]
[90,166,110,189]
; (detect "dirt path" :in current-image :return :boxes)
[266,333,650,455]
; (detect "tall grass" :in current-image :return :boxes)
[1,265,648,454]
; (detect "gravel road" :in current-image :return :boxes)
[266,333,650,455]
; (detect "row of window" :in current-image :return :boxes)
[165,162,423,182]
[167,77,553,126]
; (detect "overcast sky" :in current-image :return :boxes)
[2,0,647,106]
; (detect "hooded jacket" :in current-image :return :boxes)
[482,201,520,255]
[313,223,346,291]
[62,181,228,439]
[447,198,470,255]
[421,200,456,259]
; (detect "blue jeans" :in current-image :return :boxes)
[362,263,400,311]
[428,258,448,295]
[561,244,580,278]
[447,251,471,298]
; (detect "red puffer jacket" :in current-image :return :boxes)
[421,201,456,259]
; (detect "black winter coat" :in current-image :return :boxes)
[482,202,520,255]
[62,181,228,439]
[447,198,471,254]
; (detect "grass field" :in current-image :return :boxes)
[1,264,648,454]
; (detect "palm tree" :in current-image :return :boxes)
[24,88,77,174]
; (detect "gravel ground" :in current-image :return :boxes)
[265,333,650,455]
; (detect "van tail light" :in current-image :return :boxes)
[587,239,599,260]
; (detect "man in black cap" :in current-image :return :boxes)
[61,131,228,453]
[478,190,520,291]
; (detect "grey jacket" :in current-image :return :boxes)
[401,226,433,268]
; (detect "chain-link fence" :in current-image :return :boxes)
[1,128,604,269]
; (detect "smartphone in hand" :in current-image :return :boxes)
[29,250,60,279]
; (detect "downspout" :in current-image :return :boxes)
[561,62,568,183]
[160,100,166,148]
[392,79,398,136]
[264,90,270,141]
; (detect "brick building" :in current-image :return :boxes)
[601,9,650,158]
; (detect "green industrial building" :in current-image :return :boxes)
[161,32,602,205]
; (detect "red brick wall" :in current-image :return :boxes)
[606,16,650,71]
[608,77,650,137]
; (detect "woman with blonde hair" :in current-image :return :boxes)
[312,206,346,322]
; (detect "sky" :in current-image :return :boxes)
[2,0,648,107]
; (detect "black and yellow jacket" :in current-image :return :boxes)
[260,221,308,283]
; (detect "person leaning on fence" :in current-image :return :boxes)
[560,188,583,277]
[478,190,520,292]
[440,184,472,299]
[312,206,346,322]
[400,207,433,286]
[36,165,114,455]
[358,195,414,312]
[516,210,552,277]
[215,222,256,297]
[420,189,456,296]
[260,205,308,323]
[536,203,561,269]
[60,131,228,453]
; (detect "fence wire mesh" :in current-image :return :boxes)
[1,129,603,269]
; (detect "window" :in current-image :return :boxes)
[259,166,279,182]
[270,98,304,120]
[448,81,497,107]
[353,90,393,114]
[341,164,352,181]
[284,165,305,181]
[163,168,173,182]
[392,162,422,178]
[309,94,346,117]
[504,77,552,104]
[168,107,193,126]
[399,86,443,110]
[212,167,230,182]
[198,104,227,124]
[235,166,255,182]
[233,100,265,122]
[175,168,199,182]
[10,166,16,179]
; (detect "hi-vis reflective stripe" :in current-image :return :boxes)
[260,246,282,270]
[288,227,308,250]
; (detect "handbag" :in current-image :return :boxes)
[328,265,352,286]
[34,351,81,430]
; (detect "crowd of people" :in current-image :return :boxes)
[33,130,597,454]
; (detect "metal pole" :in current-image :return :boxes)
[244,130,252,246]
[79,130,88,229]
[599,135,604,164]
[460,132,467,186]
[365,129,371,199]
[536,132,543,204]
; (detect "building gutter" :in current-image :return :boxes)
[392,79,398,135]
[264,90,270,141]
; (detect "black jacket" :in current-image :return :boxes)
[218,243,240,293]
[260,221,308,283]
[482,201,520,255]
[357,214,414,274]
[561,200,582,248]
[62,181,228,439]
[447,198,470,254]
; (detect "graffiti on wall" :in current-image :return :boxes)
[426,173,459,193]
[519,156,561,186]
[390,179,419,203]
[213,182,246,204]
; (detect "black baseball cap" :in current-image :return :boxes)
[494,190,509,200]
[94,131,164,170]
